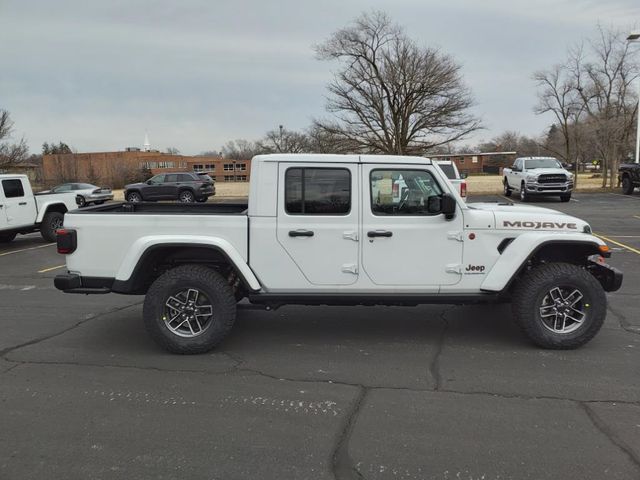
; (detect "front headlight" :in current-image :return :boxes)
[526,175,538,182]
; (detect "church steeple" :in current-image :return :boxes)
[143,132,151,152]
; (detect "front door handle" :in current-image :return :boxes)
[367,230,393,238]
[19,202,27,206]
[289,229,314,237]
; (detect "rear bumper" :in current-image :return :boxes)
[588,258,623,292]
[54,274,113,294]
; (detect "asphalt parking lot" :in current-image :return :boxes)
[1,192,639,480]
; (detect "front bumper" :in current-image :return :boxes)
[525,181,573,194]
[588,258,623,292]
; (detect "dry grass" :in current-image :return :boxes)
[467,174,612,194]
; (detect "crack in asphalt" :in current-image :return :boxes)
[607,304,640,336]
[580,402,640,471]
[429,307,451,391]
[0,302,142,358]
[332,387,367,480]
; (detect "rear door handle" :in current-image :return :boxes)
[367,230,393,238]
[289,229,314,237]
[19,202,27,206]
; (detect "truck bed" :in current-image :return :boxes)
[73,201,248,215]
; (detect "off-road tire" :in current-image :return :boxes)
[512,262,606,349]
[126,191,142,202]
[503,178,512,197]
[143,265,236,354]
[41,211,64,242]
[622,176,634,195]
[519,183,529,202]
[0,232,16,243]
[560,193,571,202]
[179,190,195,203]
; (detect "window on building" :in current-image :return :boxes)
[224,164,234,171]
[236,163,247,171]
[224,175,234,181]
[285,168,351,215]
[205,164,215,170]
[2,179,25,198]
[192,164,204,172]
[472,156,478,164]
[237,175,248,181]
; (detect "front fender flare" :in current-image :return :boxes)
[480,233,606,292]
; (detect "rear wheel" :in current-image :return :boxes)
[143,265,236,354]
[622,176,635,195]
[560,193,571,202]
[41,211,64,242]
[503,178,512,197]
[512,263,606,349]
[179,190,195,203]
[0,232,17,243]
[77,196,86,207]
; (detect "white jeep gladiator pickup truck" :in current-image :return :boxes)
[54,154,622,353]
[503,157,574,202]
[0,174,78,243]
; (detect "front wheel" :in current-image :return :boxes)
[503,179,512,197]
[519,183,529,202]
[622,176,635,195]
[512,263,606,349]
[77,196,86,207]
[143,265,236,354]
[179,190,195,203]
[126,191,142,202]
[41,211,64,242]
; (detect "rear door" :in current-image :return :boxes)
[362,165,464,288]
[276,163,359,285]
[144,174,166,200]
[1,178,34,228]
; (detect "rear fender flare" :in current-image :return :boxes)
[115,236,261,291]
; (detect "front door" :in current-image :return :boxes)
[361,165,464,288]
[1,178,33,228]
[276,163,359,285]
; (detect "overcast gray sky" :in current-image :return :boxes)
[1,0,638,155]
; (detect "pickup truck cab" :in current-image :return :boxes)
[0,174,78,243]
[435,160,467,200]
[54,154,621,353]
[503,157,573,202]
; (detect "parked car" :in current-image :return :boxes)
[42,183,113,207]
[124,172,215,203]
[0,174,77,243]
[55,154,621,353]
[503,157,574,202]
[434,160,467,200]
[618,163,640,195]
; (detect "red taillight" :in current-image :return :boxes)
[460,181,467,197]
[392,183,399,197]
[56,229,77,254]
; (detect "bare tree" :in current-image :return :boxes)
[313,11,481,155]
[221,139,264,159]
[533,64,585,183]
[260,127,310,153]
[0,110,29,169]
[569,28,639,187]
[165,147,180,155]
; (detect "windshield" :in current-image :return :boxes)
[437,164,457,179]
[524,158,562,169]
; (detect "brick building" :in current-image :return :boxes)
[429,152,517,175]
[42,150,251,188]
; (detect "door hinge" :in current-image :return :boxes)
[445,263,463,274]
[343,231,359,242]
[447,231,464,242]
[341,263,359,274]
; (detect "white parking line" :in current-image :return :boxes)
[609,193,640,200]
[38,265,65,273]
[0,243,55,257]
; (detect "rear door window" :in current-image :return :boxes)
[2,179,25,198]
[285,168,351,215]
[165,174,178,183]
[178,174,194,182]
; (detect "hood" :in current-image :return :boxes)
[469,202,589,233]
[125,182,146,189]
[524,168,571,176]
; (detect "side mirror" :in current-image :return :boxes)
[460,172,468,179]
[146,180,153,185]
[427,194,457,220]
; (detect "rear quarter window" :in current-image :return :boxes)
[2,179,25,198]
